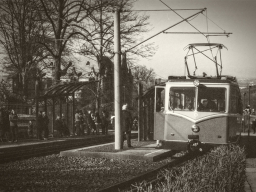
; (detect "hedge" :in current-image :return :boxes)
[133,144,246,192]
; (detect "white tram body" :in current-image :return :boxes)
[154,76,243,152]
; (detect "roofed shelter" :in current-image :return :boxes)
[36,81,98,136]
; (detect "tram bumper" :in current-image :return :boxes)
[187,135,203,153]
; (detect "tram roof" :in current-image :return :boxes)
[167,75,238,84]
[186,43,227,48]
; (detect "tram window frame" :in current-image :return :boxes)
[169,87,195,111]
[155,87,165,112]
[197,87,226,112]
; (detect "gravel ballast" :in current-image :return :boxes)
[0,141,173,192]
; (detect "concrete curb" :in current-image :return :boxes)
[60,143,173,162]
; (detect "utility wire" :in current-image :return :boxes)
[127,9,205,12]
[202,12,226,32]
[163,32,232,35]
[159,0,207,38]
[126,8,206,52]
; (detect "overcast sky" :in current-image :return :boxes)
[1,0,255,80]
[132,0,256,79]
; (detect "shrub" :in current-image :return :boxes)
[133,145,246,192]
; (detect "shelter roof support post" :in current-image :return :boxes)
[35,78,39,139]
[66,96,69,132]
[52,98,55,137]
[138,82,142,141]
[143,100,146,141]
[148,97,151,140]
[150,96,154,140]
[44,99,47,113]
[72,93,75,135]
[60,97,62,119]
[114,10,122,150]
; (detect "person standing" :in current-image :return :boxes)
[42,111,49,140]
[61,114,70,137]
[86,111,93,135]
[79,111,84,136]
[37,111,44,140]
[121,104,133,148]
[9,109,18,142]
[28,121,34,138]
[90,112,96,134]
[55,115,63,137]
[75,110,80,136]
[94,112,101,135]
[101,110,109,135]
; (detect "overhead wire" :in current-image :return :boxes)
[202,12,226,32]
[205,9,215,61]
[159,0,220,76]
[159,0,207,38]
[127,8,204,12]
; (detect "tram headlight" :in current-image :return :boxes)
[191,124,200,133]
[193,80,200,87]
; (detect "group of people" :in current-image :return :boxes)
[74,110,110,136]
[73,104,134,148]
[198,99,217,111]
[0,104,134,148]
[0,107,19,143]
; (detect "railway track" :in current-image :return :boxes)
[0,134,137,164]
[98,152,201,192]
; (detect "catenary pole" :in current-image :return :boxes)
[114,10,122,150]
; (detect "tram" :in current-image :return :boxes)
[154,43,243,152]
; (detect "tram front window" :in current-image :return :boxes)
[169,87,195,111]
[197,87,226,112]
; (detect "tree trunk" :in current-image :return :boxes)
[54,56,61,82]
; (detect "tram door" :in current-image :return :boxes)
[154,86,165,140]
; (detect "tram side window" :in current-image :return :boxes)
[169,87,195,111]
[198,87,226,112]
[156,88,165,112]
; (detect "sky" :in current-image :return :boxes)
[1,0,256,81]
[131,0,256,80]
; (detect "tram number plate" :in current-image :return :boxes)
[188,135,199,140]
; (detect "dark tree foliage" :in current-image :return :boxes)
[0,0,49,97]
[132,65,156,92]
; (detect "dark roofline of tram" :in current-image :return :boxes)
[135,75,238,100]
[167,75,238,84]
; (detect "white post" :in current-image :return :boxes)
[114,10,122,150]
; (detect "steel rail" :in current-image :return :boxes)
[0,134,137,164]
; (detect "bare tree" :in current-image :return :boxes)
[35,0,106,83]
[132,65,156,92]
[79,0,156,66]
[76,0,157,110]
[0,0,49,97]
